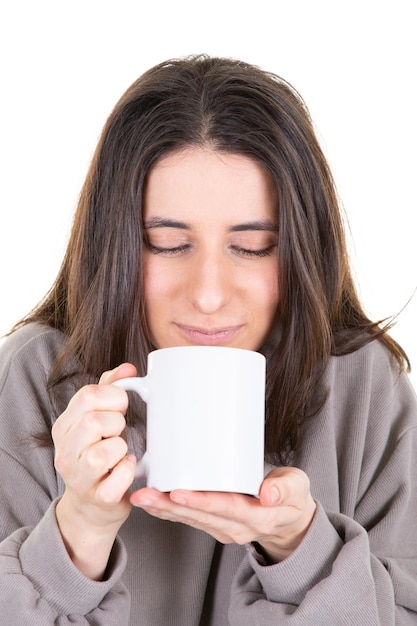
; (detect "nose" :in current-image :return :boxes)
[188,250,231,314]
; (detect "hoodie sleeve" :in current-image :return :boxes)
[229,345,417,625]
[0,325,131,623]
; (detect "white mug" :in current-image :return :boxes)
[115,346,265,495]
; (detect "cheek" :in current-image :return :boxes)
[250,266,280,315]
[263,285,280,322]
[143,258,180,309]
[143,259,162,312]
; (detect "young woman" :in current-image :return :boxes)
[1,55,416,624]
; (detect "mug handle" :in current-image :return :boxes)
[113,377,149,478]
[113,376,149,402]
[134,451,149,478]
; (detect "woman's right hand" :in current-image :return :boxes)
[52,363,137,580]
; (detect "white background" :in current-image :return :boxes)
[1,1,416,388]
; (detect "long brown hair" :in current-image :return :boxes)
[16,55,409,461]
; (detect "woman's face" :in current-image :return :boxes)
[142,148,279,351]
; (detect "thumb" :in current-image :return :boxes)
[99,362,138,385]
[259,481,282,507]
[259,467,310,507]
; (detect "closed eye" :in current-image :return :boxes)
[146,242,192,255]
[230,244,276,258]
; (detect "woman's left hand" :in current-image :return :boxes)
[130,467,316,563]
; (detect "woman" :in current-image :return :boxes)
[0,55,416,624]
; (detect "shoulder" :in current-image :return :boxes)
[328,338,409,389]
[0,323,66,390]
[325,339,417,436]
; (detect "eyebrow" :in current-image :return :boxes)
[144,217,191,230]
[229,220,278,233]
[143,217,278,232]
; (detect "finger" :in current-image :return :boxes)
[130,487,168,508]
[132,489,213,523]
[131,489,254,544]
[96,454,137,504]
[259,467,310,508]
[74,384,130,415]
[53,407,127,460]
[131,488,242,513]
[55,430,127,487]
[80,435,129,477]
[133,489,255,531]
[169,490,255,517]
[52,386,128,456]
[79,409,127,440]
[99,363,137,386]
[53,384,129,442]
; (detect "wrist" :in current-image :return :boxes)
[256,498,317,564]
[55,494,124,580]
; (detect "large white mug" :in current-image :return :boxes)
[115,346,265,495]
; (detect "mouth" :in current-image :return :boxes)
[175,324,243,345]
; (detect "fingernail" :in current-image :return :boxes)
[170,492,187,506]
[270,486,280,505]
[136,499,153,508]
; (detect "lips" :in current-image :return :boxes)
[175,324,243,345]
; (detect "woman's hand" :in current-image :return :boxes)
[130,467,316,563]
[52,363,137,579]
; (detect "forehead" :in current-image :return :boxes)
[143,148,278,223]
